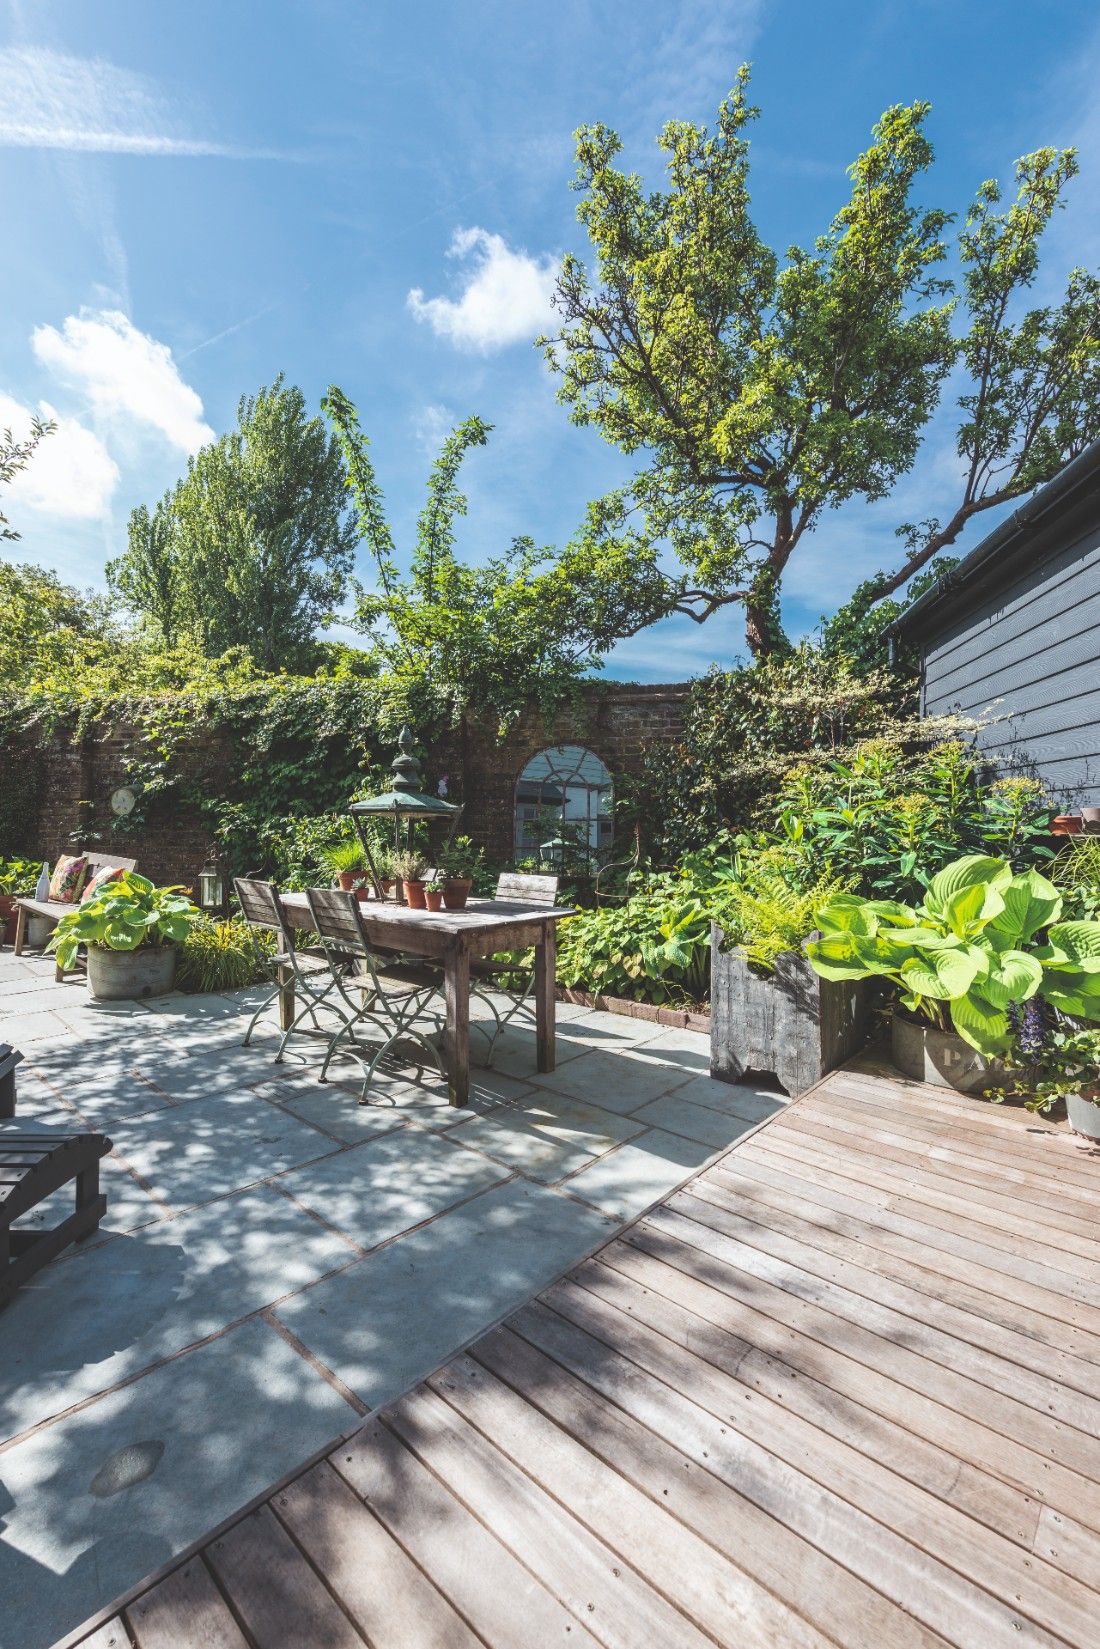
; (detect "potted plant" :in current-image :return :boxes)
[1052,813,1083,836]
[993,1009,1100,1137]
[391,851,428,909]
[0,857,38,947]
[711,863,862,1097]
[323,839,370,894]
[424,876,445,913]
[439,836,484,910]
[49,872,200,1000]
[806,854,1100,1093]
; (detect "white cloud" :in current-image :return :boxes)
[0,394,118,521]
[0,46,281,158]
[629,0,767,124]
[408,228,557,352]
[32,310,214,454]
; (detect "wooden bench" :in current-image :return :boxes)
[1,1104,110,1309]
[13,851,137,980]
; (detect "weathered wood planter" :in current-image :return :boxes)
[710,924,867,1097]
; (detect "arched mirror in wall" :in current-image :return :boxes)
[514,744,613,864]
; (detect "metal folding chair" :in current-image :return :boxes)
[305,887,446,1103]
[469,872,559,1062]
[234,877,351,1062]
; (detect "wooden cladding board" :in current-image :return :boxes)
[67,1065,1100,1649]
[921,517,1100,799]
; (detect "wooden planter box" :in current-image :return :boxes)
[709,924,867,1097]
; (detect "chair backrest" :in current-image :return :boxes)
[494,871,559,907]
[85,851,137,876]
[234,877,285,936]
[305,886,369,958]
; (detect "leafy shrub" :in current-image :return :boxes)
[715,858,851,972]
[177,917,274,994]
[806,854,1100,1055]
[0,856,39,896]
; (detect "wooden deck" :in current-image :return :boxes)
[66,1064,1100,1649]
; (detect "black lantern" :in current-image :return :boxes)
[197,857,226,913]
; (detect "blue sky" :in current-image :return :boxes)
[2,0,1098,680]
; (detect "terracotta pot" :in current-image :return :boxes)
[355,885,372,902]
[337,871,358,891]
[1052,814,1083,836]
[425,888,444,912]
[403,878,427,909]
[443,877,473,910]
[381,879,394,895]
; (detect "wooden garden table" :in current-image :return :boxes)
[277,893,575,1107]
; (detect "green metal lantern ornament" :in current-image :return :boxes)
[348,725,461,899]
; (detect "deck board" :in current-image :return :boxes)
[65,1068,1100,1649]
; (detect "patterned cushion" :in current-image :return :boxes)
[80,864,125,903]
[47,854,89,903]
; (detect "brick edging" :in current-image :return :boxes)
[556,984,710,1033]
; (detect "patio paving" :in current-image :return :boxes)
[0,952,783,1649]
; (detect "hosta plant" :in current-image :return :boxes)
[49,873,199,973]
[805,854,1100,1056]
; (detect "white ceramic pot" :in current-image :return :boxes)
[87,944,176,1001]
[1066,1090,1100,1140]
[891,1013,1015,1094]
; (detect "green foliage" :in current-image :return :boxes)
[545,71,1099,651]
[1051,836,1100,921]
[49,873,199,972]
[323,838,370,876]
[0,856,38,895]
[176,916,274,994]
[806,855,1100,1054]
[770,747,1052,902]
[323,385,663,733]
[629,646,907,859]
[109,378,358,671]
[438,835,485,881]
[1020,1023,1100,1112]
[1,414,55,542]
[818,557,958,676]
[716,857,851,973]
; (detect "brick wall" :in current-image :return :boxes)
[4,680,689,883]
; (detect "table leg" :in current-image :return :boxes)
[444,941,471,1107]
[276,959,295,1032]
[535,924,556,1074]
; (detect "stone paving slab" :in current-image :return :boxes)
[0,1317,359,1649]
[273,1177,615,1409]
[104,1089,341,1213]
[634,1086,785,1146]
[276,1127,510,1249]
[446,1091,648,1183]
[558,1125,719,1219]
[532,1044,695,1109]
[0,1185,356,1442]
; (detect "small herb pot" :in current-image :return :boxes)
[1052,814,1083,836]
[403,878,427,909]
[355,884,372,902]
[1066,1089,1100,1140]
[443,877,473,910]
[424,888,444,912]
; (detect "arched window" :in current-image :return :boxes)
[514,744,613,864]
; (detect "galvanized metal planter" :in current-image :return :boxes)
[87,943,177,1001]
[709,925,868,1097]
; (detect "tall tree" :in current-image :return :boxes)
[1,413,55,542]
[109,378,357,670]
[323,386,663,729]
[543,69,1099,655]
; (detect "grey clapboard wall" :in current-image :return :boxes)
[920,517,1100,804]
